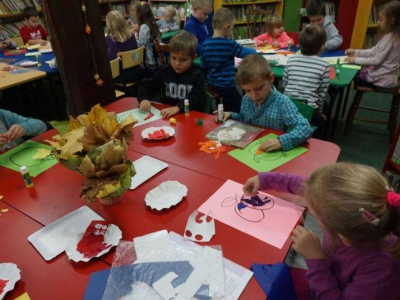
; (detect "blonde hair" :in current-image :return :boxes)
[237,54,272,85]
[164,5,177,19]
[193,0,213,10]
[265,15,284,35]
[106,10,132,43]
[304,163,400,249]
[169,30,197,57]
[213,8,234,30]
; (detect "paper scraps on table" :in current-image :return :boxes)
[32,148,52,160]
[1,209,8,213]
[330,66,336,79]
[14,292,31,300]
[76,220,112,258]
[184,210,215,242]
[144,111,154,120]
[148,128,170,140]
[0,196,3,200]
[199,140,226,159]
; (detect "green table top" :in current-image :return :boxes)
[271,65,359,87]
[161,30,179,41]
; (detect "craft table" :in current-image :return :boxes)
[0,62,46,91]
[0,202,110,299]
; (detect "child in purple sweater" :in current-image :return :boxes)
[243,163,400,299]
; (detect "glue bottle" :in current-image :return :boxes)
[336,69,340,80]
[36,54,42,68]
[184,99,189,116]
[20,166,33,188]
[287,41,291,51]
[217,104,224,122]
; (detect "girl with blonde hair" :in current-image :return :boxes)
[243,162,400,299]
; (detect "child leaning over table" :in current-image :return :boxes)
[201,8,256,113]
[0,20,16,51]
[137,31,206,118]
[243,163,400,300]
[306,0,342,51]
[218,54,312,152]
[253,14,294,48]
[20,6,49,46]
[283,25,330,139]
[0,109,46,151]
[156,5,180,33]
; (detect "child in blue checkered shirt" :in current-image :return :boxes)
[217,54,312,151]
[156,5,180,33]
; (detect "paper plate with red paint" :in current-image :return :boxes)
[65,222,122,262]
[142,126,175,140]
[0,263,20,300]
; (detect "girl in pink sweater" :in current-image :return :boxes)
[253,15,294,48]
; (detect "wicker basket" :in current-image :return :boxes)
[99,194,123,205]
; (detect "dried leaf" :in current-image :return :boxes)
[59,127,85,156]
[79,124,110,151]
[95,140,125,171]
[78,155,97,177]
[96,163,127,178]
[68,115,82,132]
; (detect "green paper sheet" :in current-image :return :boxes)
[228,134,308,172]
[0,140,57,176]
[342,64,362,70]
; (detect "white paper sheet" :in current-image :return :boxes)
[116,107,162,127]
[130,156,168,190]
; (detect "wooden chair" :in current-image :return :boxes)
[115,46,145,94]
[343,82,400,142]
[12,36,24,47]
[109,58,125,98]
[245,8,273,39]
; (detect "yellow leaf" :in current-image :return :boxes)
[97,181,121,198]
[59,127,85,156]
[68,116,82,132]
[95,140,125,171]
[79,124,110,152]
[86,104,109,126]
[32,148,52,160]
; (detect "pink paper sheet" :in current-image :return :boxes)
[198,180,305,249]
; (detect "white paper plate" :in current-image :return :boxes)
[39,49,53,53]
[0,263,21,300]
[145,181,188,210]
[20,61,37,67]
[28,206,104,261]
[130,155,168,190]
[65,224,122,262]
[141,126,175,140]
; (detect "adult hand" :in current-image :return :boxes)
[243,175,260,196]
[5,124,25,142]
[344,56,356,63]
[212,111,231,123]
[291,225,324,260]
[161,106,180,118]
[345,49,355,57]
[258,139,282,152]
[139,100,151,111]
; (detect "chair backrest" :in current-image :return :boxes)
[245,8,272,39]
[204,92,213,114]
[285,31,300,46]
[110,58,120,79]
[13,36,24,47]
[117,46,145,70]
[290,98,314,122]
[154,38,170,67]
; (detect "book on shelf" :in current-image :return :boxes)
[205,120,264,149]
[369,4,378,24]
[0,0,41,15]
[364,33,378,49]
[2,19,46,38]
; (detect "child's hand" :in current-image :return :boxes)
[271,41,280,48]
[344,57,356,63]
[261,40,269,46]
[140,100,151,111]
[40,40,47,46]
[5,124,25,143]
[291,225,324,260]
[160,106,180,118]
[0,134,8,147]
[131,24,139,32]
[162,28,170,33]
[345,49,355,57]
[0,43,6,50]
[258,139,281,152]
[243,175,260,196]
[126,20,133,26]
[212,111,231,123]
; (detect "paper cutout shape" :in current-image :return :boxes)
[184,210,215,242]
[0,263,21,300]
[198,180,305,249]
[144,111,154,120]
[0,140,57,176]
[76,221,111,258]
[14,292,31,300]
[145,181,188,210]
[117,107,162,127]
[142,126,175,140]
[32,148,52,160]
[228,133,308,172]
[19,61,38,67]
[330,66,335,79]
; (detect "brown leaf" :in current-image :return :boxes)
[79,124,110,151]
[78,155,97,177]
[95,140,125,171]
[68,115,82,132]
[96,163,127,178]
[59,127,85,157]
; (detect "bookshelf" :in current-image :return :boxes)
[350,0,391,49]
[99,0,131,20]
[0,0,43,38]
[148,0,191,26]
[214,0,284,39]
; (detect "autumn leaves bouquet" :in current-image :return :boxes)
[48,104,137,204]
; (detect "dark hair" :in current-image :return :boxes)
[299,25,326,55]
[137,4,160,41]
[306,0,325,17]
[169,30,197,57]
[23,7,39,19]
[380,0,400,43]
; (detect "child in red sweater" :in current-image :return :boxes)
[20,7,49,45]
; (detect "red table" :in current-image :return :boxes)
[0,98,341,299]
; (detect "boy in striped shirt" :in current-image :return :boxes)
[201,8,256,113]
[283,25,330,138]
